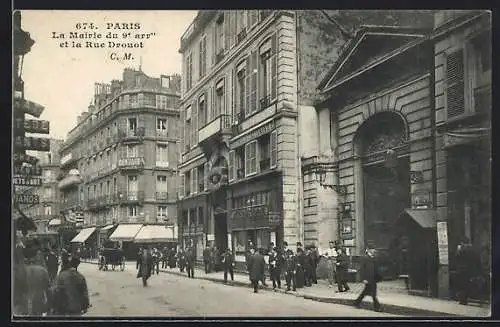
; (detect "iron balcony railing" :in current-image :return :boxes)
[155,191,171,201]
[117,191,145,204]
[118,157,145,170]
[198,114,232,143]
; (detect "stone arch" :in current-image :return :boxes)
[353,110,409,158]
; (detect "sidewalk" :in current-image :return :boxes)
[82,259,490,317]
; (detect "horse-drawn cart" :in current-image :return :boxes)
[98,248,125,271]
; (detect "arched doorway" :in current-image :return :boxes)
[354,111,410,279]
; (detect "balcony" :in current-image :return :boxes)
[119,127,145,142]
[155,191,171,201]
[118,157,145,171]
[198,114,232,148]
[474,85,491,114]
[58,174,83,190]
[118,191,145,204]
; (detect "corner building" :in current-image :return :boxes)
[59,69,181,257]
[177,10,359,266]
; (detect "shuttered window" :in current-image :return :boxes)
[270,130,277,168]
[199,36,207,78]
[446,49,465,118]
[228,150,235,182]
[245,141,257,176]
[191,168,198,195]
[179,173,185,199]
[203,163,209,190]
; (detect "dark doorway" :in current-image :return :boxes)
[363,156,411,279]
[214,213,228,253]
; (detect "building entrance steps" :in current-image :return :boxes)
[81,259,490,317]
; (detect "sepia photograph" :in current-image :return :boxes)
[12,9,492,319]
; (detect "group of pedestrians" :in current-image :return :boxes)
[13,238,90,317]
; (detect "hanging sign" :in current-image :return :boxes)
[14,193,40,205]
[437,221,449,265]
[14,136,51,151]
[23,119,50,134]
[13,176,42,186]
[14,98,45,118]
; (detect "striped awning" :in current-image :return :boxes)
[109,224,143,242]
[100,224,115,233]
[48,218,62,226]
[70,227,96,243]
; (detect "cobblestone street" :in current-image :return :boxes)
[80,263,396,317]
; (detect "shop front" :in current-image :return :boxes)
[108,223,143,259]
[178,194,208,262]
[229,172,283,270]
[70,227,98,257]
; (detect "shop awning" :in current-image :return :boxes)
[109,224,143,242]
[100,225,115,233]
[133,225,178,243]
[398,209,437,229]
[70,227,97,243]
[48,218,62,226]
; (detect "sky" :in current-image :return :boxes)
[20,10,197,140]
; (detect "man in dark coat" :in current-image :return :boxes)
[268,246,282,289]
[248,248,266,293]
[284,249,297,292]
[336,247,350,292]
[304,246,313,287]
[177,249,186,273]
[136,247,154,287]
[203,246,212,274]
[222,248,235,283]
[295,243,306,288]
[310,245,319,284]
[185,246,196,279]
[455,239,483,305]
[353,247,381,311]
[51,257,90,316]
[46,246,59,284]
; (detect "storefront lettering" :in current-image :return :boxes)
[231,122,275,149]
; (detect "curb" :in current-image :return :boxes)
[84,260,461,317]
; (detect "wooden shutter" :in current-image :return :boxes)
[228,150,235,181]
[180,107,185,151]
[192,100,198,146]
[231,67,236,123]
[270,130,277,168]
[212,24,217,66]
[192,168,198,194]
[179,173,185,199]
[270,33,278,102]
[203,162,209,190]
[446,49,465,118]
[245,55,252,116]
[250,50,258,114]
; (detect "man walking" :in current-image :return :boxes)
[284,249,297,292]
[336,247,350,292]
[185,245,196,279]
[136,247,154,287]
[46,246,59,285]
[248,248,266,293]
[268,246,282,290]
[203,245,211,274]
[455,238,482,305]
[222,248,235,284]
[51,257,90,316]
[353,247,382,311]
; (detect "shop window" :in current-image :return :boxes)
[157,205,168,222]
[256,229,270,250]
[234,231,246,254]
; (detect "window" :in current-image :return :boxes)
[186,52,193,91]
[234,231,246,254]
[256,229,270,249]
[184,171,191,196]
[191,168,198,194]
[199,36,207,78]
[215,79,225,118]
[156,143,168,166]
[128,205,138,218]
[128,117,137,132]
[446,49,465,118]
[156,175,168,194]
[44,205,52,216]
[144,93,156,107]
[245,140,257,176]
[156,95,167,109]
[129,94,138,108]
[127,144,137,158]
[157,118,167,132]
[236,60,246,117]
[259,35,277,108]
[197,165,205,192]
[228,150,235,182]
[179,173,185,199]
[258,134,270,172]
[216,14,225,54]
[127,175,138,194]
[157,206,168,222]
[198,94,207,127]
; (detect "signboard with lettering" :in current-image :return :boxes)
[13,176,42,186]
[14,193,40,205]
[23,119,50,134]
[268,212,281,226]
[437,221,449,265]
[14,98,45,118]
[14,136,51,151]
[231,121,276,149]
[118,157,144,168]
[411,189,431,209]
[13,153,39,165]
[14,164,42,176]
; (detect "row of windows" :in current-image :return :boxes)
[24,204,53,217]
[86,174,171,200]
[85,205,169,223]
[185,10,273,91]
[183,32,278,151]
[66,93,179,144]
[79,143,170,177]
